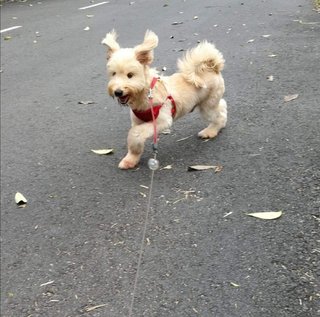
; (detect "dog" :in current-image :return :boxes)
[102,30,227,169]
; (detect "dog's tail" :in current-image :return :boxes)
[177,41,224,88]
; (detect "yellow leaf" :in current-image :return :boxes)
[284,94,299,102]
[91,149,113,155]
[161,164,173,170]
[15,192,27,206]
[188,165,216,171]
[247,211,283,220]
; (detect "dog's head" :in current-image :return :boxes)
[102,30,158,105]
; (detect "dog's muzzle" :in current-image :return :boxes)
[114,89,123,97]
[114,89,129,104]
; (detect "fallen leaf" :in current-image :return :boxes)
[267,75,274,82]
[284,94,299,102]
[91,149,114,155]
[139,185,149,189]
[246,210,283,220]
[15,192,27,207]
[193,16,198,20]
[230,282,240,287]
[4,36,12,40]
[161,164,173,170]
[85,304,107,312]
[86,14,94,18]
[84,26,90,31]
[268,54,277,57]
[295,19,319,25]
[176,135,193,142]
[40,280,55,287]
[262,34,271,38]
[188,165,217,171]
[78,100,95,105]
[214,164,223,173]
[247,39,255,43]
[172,21,183,25]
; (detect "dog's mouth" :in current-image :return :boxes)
[117,95,130,105]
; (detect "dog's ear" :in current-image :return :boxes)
[134,30,158,65]
[101,30,120,60]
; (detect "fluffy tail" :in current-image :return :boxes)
[177,41,225,88]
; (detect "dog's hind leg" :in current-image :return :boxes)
[198,98,227,139]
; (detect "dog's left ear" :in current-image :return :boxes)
[101,30,120,60]
[134,30,159,65]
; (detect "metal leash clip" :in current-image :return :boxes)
[148,88,153,99]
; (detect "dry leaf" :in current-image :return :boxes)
[4,36,12,40]
[230,282,240,287]
[84,26,90,31]
[40,280,55,287]
[247,39,255,43]
[267,75,274,82]
[188,165,216,171]
[214,164,223,173]
[172,21,183,25]
[176,135,193,142]
[161,165,173,170]
[85,304,107,312]
[284,94,299,102]
[262,34,271,38]
[247,210,283,220]
[268,54,277,57]
[15,192,27,207]
[78,100,95,105]
[91,149,114,155]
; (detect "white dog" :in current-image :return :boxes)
[102,30,227,169]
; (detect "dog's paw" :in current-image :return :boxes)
[118,157,138,169]
[198,128,218,139]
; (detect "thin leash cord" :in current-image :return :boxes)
[128,97,158,317]
[128,154,157,317]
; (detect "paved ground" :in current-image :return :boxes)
[1,0,319,316]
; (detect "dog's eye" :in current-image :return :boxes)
[127,72,134,79]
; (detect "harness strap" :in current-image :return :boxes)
[132,77,177,122]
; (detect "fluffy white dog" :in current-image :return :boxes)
[102,30,227,169]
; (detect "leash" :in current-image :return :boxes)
[128,81,159,317]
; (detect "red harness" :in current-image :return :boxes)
[132,77,176,122]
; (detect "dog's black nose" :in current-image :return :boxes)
[114,89,123,97]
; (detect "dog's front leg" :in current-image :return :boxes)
[118,123,154,169]
[119,117,171,169]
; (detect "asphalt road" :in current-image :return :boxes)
[1,0,319,316]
